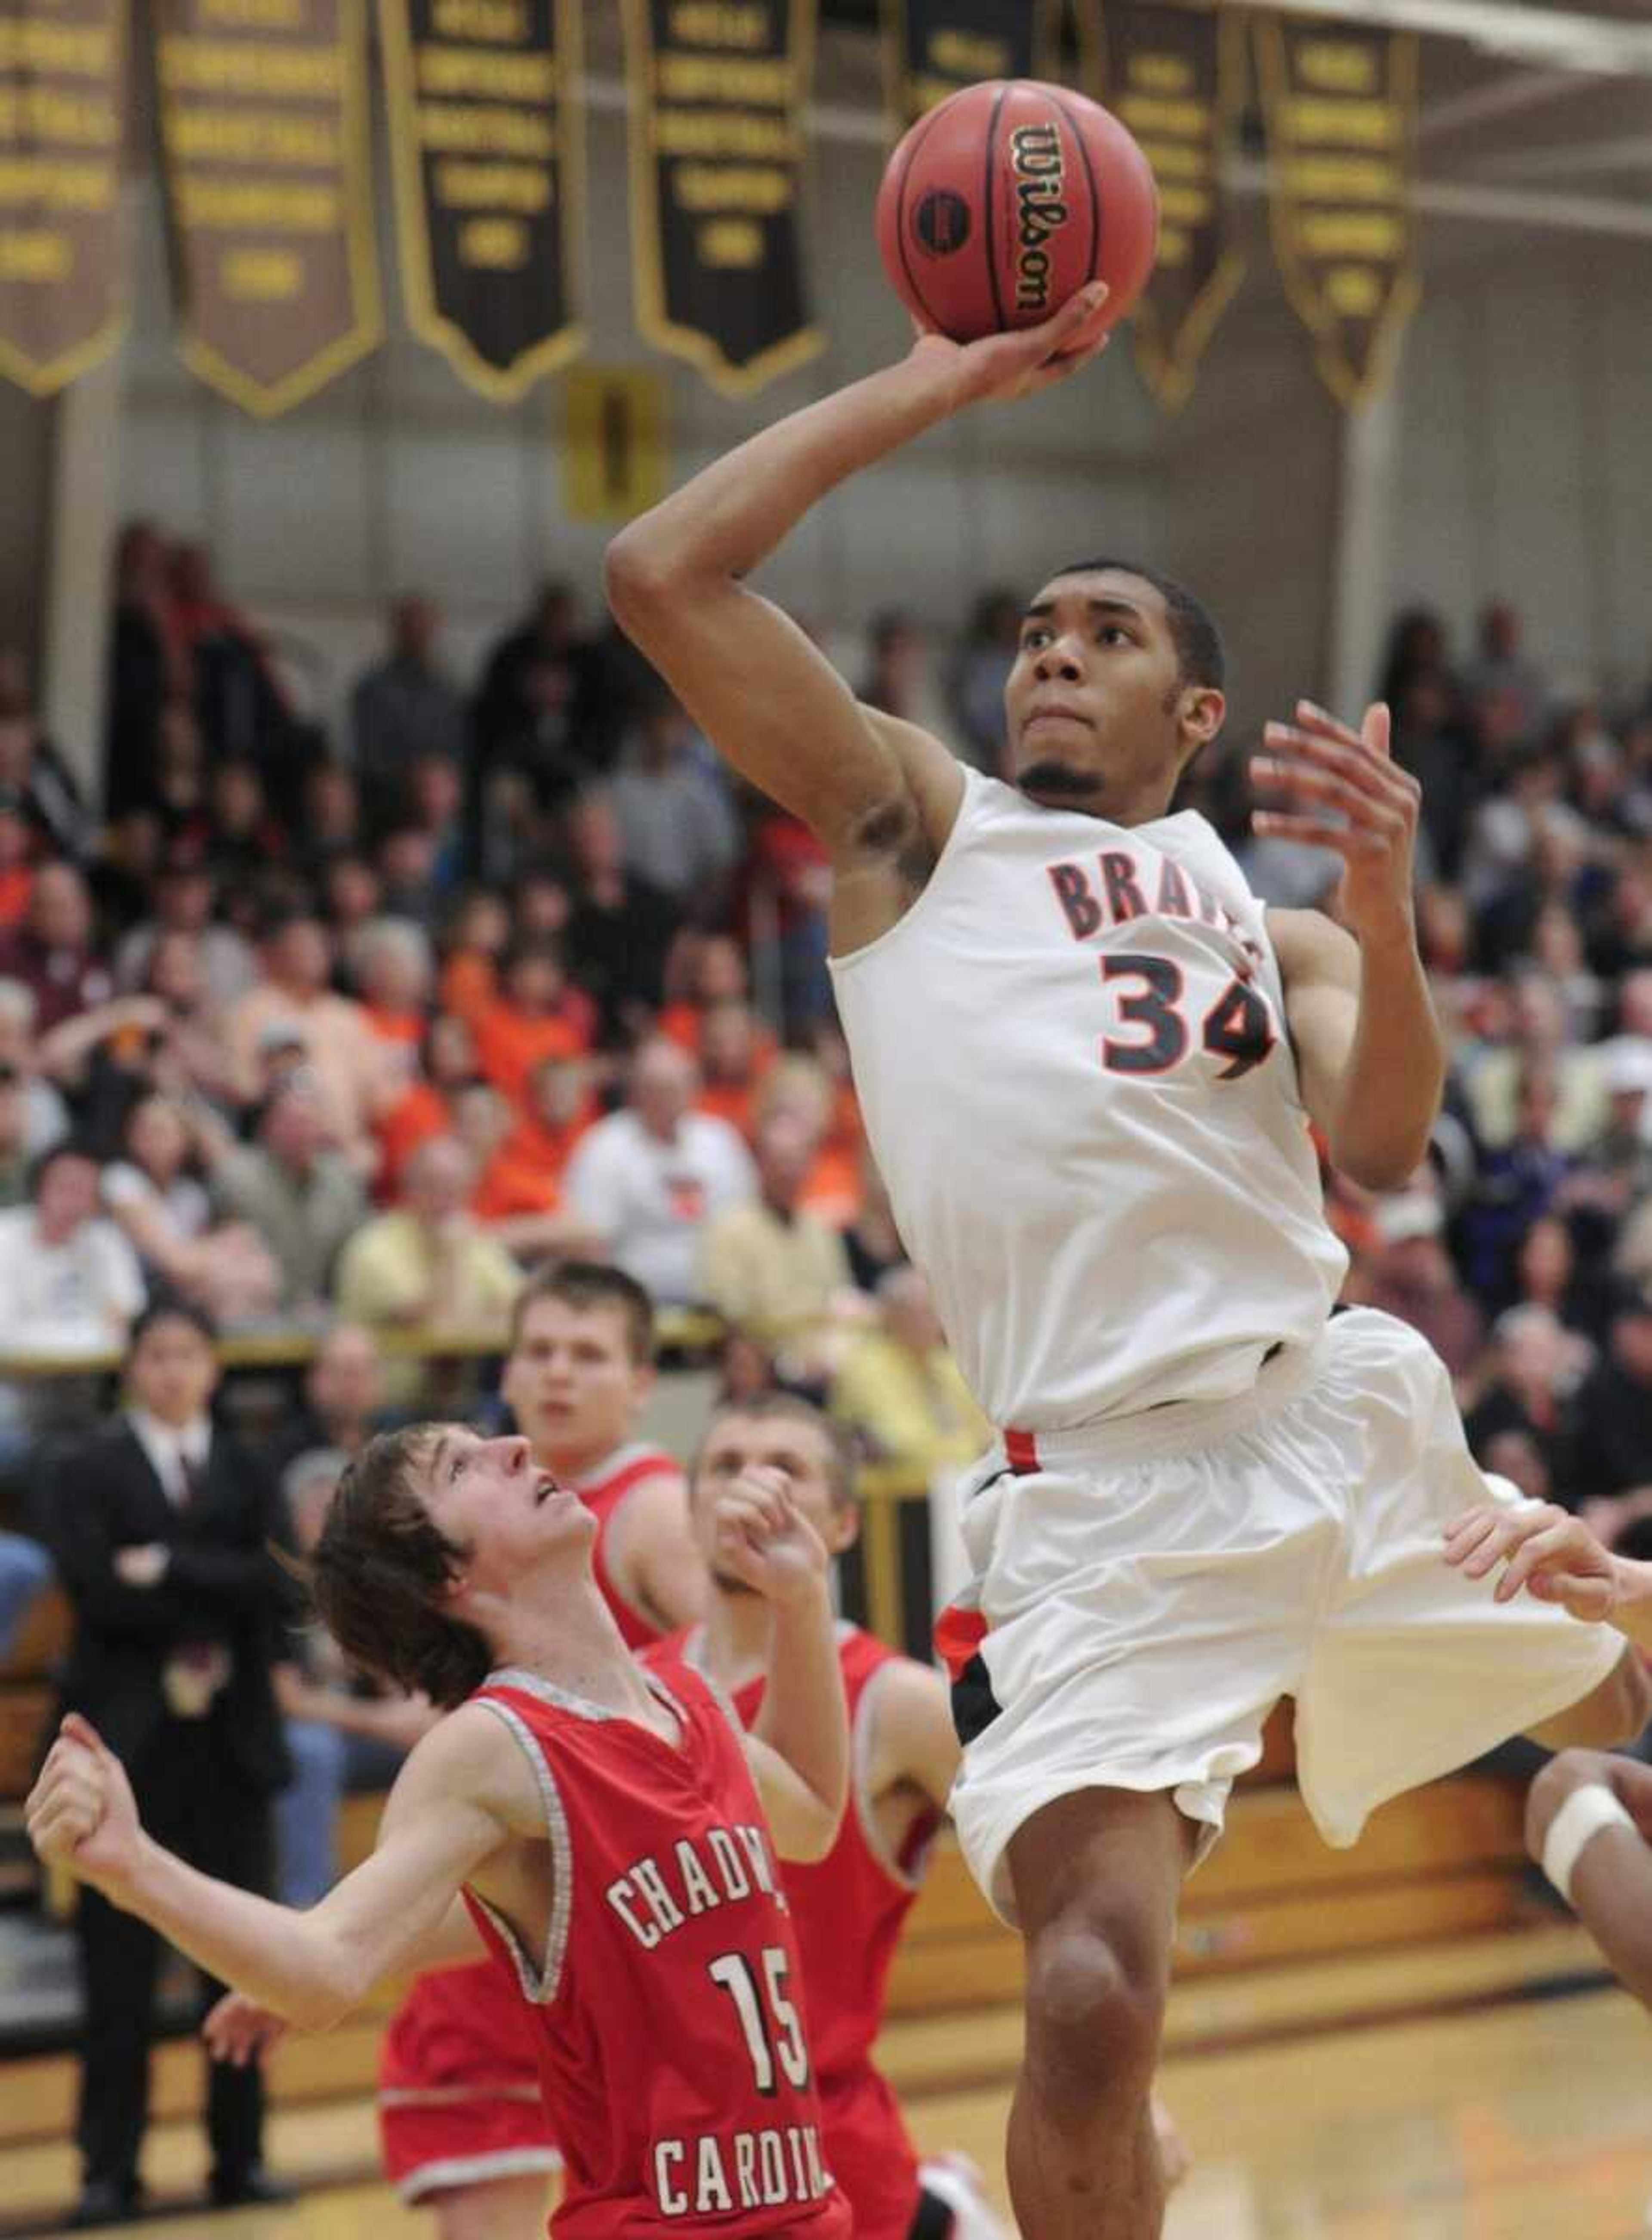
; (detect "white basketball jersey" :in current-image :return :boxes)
[829,767,1347,1431]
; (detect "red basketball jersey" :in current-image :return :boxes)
[378,1450,681,2144]
[575,1442,684,1651]
[656,1625,942,2240]
[463,1658,850,2237]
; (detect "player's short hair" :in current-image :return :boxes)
[508,1260,656,1364]
[309,1424,491,1709]
[1045,557,1225,692]
[697,1392,859,1512]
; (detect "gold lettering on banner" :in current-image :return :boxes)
[380,0,585,401]
[626,0,820,395]
[0,1,127,394]
[1255,14,1420,405]
[1084,1,1243,410]
[154,0,381,416]
[882,2,1063,133]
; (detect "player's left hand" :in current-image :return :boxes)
[1250,701,1421,946]
[24,1716,146,1895]
[203,1990,288,2068]
[1443,1500,1619,1623]
[714,1468,829,1608]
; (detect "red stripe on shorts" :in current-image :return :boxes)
[934,1602,988,1683]
[1004,1427,1039,1474]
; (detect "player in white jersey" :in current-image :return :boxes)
[602,286,1650,2238]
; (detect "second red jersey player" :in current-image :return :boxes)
[657,1392,1009,2240]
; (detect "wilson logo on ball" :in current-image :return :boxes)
[1010,123,1068,316]
[915,188,971,257]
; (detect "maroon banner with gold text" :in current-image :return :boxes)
[1079,0,1243,410]
[0,0,126,395]
[153,0,381,417]
[881,0,1063,137]
[1254,14,1419,405]
[380,0,585,402]
[623,0,819,397]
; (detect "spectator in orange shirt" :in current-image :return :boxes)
[657,932,756,1053]
[695,999,775,1137]
[470,938,594,1108]
[436,887,512,1023]
[754,1054,863,1231]
[348,919,433,1065]
[484,1051,598,1211]
[372,1013,480,1203]
[456,1078,595,1263]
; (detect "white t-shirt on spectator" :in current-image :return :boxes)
[564,1110,755,1306]
[102,1162,212,1239]
[0,1208,145,1357]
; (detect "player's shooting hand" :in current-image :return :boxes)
[24,1716,145,1896]
[1443,1499,1619,1623]
[909,282,1112,411]
[203,1990,289,2068]
[1250,701,1421,947]
[713,1467,829,1609]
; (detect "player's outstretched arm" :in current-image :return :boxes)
[1525,1750,1652,2006]
[1260,701,1443,1190]
[1443,1499,1652,1651]
[714,1470,848,1863]
[604,290,1108,946]
[203,1894,490,2068]
[27,1707,531,2031]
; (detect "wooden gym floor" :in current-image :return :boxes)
[8,1946,1650,2239]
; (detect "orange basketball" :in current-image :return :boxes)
[876,79,1159,345]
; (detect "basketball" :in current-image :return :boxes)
[875,80,1159,346]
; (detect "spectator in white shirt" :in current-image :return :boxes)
[564,1037,755,1305]
[0,1142,145,1438]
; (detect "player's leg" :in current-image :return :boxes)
[1525,1646,1649,1750]
[428,2174,551,2240]
[1005,1784,1193,2240]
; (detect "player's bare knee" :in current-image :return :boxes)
[1024,1916,1165,2101]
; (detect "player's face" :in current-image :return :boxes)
[502,1299,651,1466]
[418,1428,594,1581]
[1003,569,1217,820]
[691,1414,856,1594]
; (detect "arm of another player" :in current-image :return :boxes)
[27,1705,533,2031]
[716,1471,848,1864]
[864,1653,962,1814]
[1524,1750,1652,2006]
[606,1469,708,1634]
[1443,1498,1652,1652]
[604,291,1110,947]
[1261,704,1442,1190]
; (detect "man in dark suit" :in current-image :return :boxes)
[47,1300,292,2225]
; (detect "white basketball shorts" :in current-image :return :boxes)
[937,1307,1626,1927]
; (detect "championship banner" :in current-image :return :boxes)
[0,1,126,395]
[1080,1,1242,412]
[881,1,1063,136]
[623,0,820,398]
[380,0,585,403]
[1253,14,1419,406]
[153,0,381,418]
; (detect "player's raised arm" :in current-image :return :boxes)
[1259,699,1444,1190]
[26,1705,535,2032]
[604,290,1109,945]
[713,1470,848,1862]
[1444,1498,1652,1653]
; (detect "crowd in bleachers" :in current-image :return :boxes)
[2,534,1652,1684]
